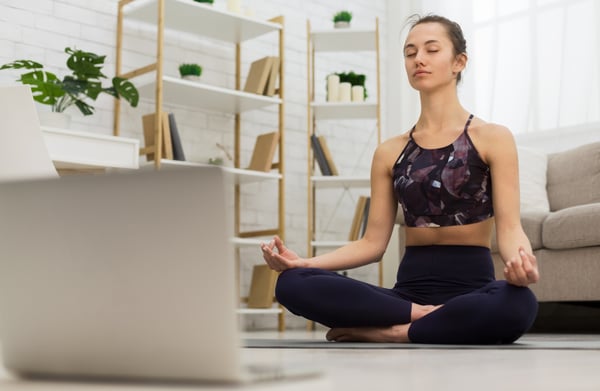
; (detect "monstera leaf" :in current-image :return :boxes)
[1,47,139,115]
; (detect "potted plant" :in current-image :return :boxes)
[331,71,367,100]
[178,63,203,81]
[1,47,139,127]
[193,0,214,4]
[333,10,352,28]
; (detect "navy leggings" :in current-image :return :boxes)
[275,245,538,344]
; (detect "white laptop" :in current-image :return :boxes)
[0,166,316,384]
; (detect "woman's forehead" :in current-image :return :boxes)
[405,22,449,46]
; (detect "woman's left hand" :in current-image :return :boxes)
[504,246,539,287]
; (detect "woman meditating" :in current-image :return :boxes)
[261,14,539,344]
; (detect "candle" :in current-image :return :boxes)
[327,74,340,102]
[352,85,364,102]
[227,0,241,13]
[338,82,351,102]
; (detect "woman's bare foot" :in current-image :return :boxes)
[326,324,411,343]
[411,304,443,321]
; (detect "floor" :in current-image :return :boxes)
[1,330,599,390]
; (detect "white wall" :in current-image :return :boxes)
[0,0,387,329]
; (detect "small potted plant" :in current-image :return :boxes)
[193,0,214,4]
[179,63,203,81]
[1,47,139,127]
[333,10,352,28]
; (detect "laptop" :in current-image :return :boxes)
[0,166,317,384]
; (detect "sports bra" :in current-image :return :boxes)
[392,114,493,228]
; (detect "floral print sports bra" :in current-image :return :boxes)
[392,114,494,228]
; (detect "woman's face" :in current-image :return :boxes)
[403,22,465,92]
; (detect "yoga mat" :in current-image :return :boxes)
[244,338,600,350]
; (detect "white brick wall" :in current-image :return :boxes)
[0,0,387,329]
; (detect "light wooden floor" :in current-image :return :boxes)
[1,331,599,390]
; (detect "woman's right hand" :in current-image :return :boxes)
[260,236,306,272]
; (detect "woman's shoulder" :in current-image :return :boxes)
[468,118,517,162]
[468,118,514,143]
[376,131,411,159]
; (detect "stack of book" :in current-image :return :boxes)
[243,56,281,97]
[310,134,338,176]
[142,112,185,162]
[348,196,370,241]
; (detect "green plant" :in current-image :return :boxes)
[193,0,214,3]
[0,47,139,116]
[178,63,203,77]
[330,71,368,99]
[333,10,352,23]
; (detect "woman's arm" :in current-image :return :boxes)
[261,141,399,272]
[483,124,539,286]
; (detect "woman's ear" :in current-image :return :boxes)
[453,53,467,74]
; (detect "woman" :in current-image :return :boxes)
[261,14,539,344]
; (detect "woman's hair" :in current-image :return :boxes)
[407,14,467,83]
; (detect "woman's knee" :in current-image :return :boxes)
[274,268,316,306]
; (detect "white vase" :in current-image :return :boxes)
[38,111,72,129]
[182,75,201,82]
[334,21,350,29]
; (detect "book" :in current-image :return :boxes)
[348,196,369,241]
[243,56,274,95]
[264,56,280,96]
[317,135,339,176]
[359,197,370,238]
[247,264,278,308]
[142,112,173,161]
[310,134,331,175]
[247,131,279,172]
[168,113,185,161]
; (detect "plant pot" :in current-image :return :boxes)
[38,111,72,129]
[334,21,350,29]
[182,75,201,82]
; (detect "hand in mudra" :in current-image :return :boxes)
[260,236,304,272]
[504,246,539,287]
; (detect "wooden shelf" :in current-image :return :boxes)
[155,160,282,185]
[136,76,281,114]
[42,127,139,169]
[311,102,378,120]
[311,176,370,189]
[231,237,264,248]
[123,0,281,43]
[311,29,377,52]
[236,308,282,315]
[311,240,350,249]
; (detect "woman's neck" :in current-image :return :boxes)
[417,84,469,132]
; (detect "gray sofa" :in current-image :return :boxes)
[392,142,600,303]
[491,141,600,302]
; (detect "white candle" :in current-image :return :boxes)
[338,82,352,102]
[227,0,241,13]
[352,85,364,102]
[327,74,340,102]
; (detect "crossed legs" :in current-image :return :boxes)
[276,268,537,344]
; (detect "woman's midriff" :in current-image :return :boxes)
[404,218,494,248]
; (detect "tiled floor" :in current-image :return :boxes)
[1,331,599,390]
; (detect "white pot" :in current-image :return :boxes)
[182,75,201,82]
[38,111,72,129]
[334,21,350,29]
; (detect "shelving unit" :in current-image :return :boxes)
[306,19,382,284]
[114,0,286,330]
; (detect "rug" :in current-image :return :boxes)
[244,337,600,350]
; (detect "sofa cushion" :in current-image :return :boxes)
[517,146,550,213]
[542,203,600,250]
[547,142,600,211]
[490,211,547,252]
